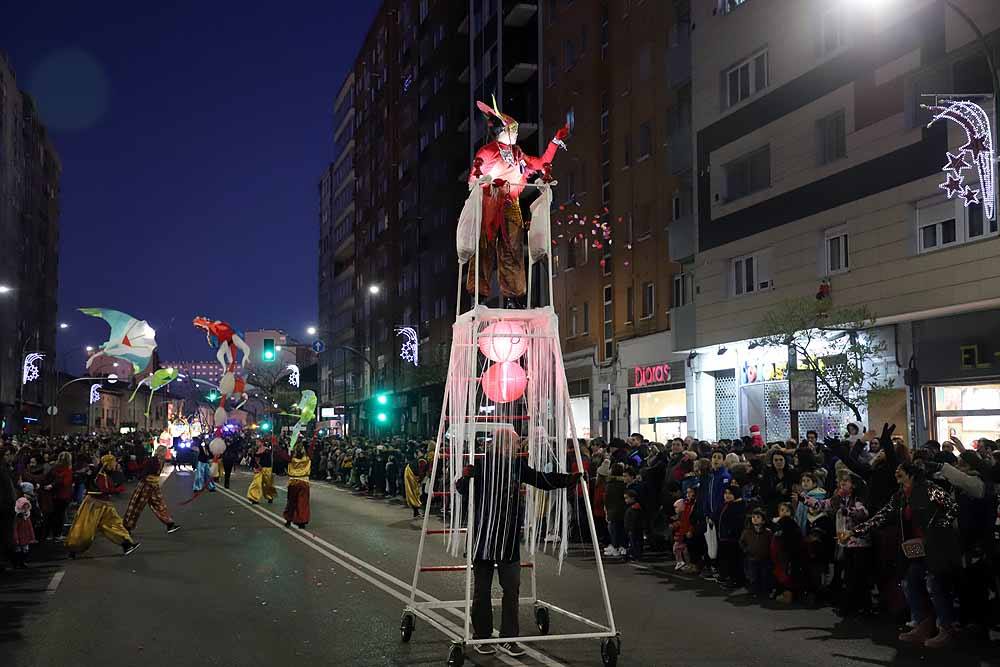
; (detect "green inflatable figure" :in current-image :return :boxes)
[129,367,179,416]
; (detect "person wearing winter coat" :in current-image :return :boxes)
[759,451,795,518]
[853,461,959,649]
[771,502,803,603]
[716,485,747,587]
[740,507,773,598]
[600,461,627,557]
[623,488,643,561]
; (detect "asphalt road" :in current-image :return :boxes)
[2,465,997,667]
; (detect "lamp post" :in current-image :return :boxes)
[303,324,377,437]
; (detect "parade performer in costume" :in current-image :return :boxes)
[66,456,141,557]
[455,428,581,657]
[124,446,180,534]
[192,316,250,374]
[466,97,569,306]
[284,443,311,528]
[404,452,427,519]
[247,441,276,504]
[192,439,216,494]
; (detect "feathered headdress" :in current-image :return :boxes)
[477,94,518,137]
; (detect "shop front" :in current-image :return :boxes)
[627,362,686,441]
[914,310,1000,444]
[616,331,688,443]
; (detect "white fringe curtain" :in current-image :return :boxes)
[441,306,574,572]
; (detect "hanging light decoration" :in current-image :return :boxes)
[481,361,528,403]
[478,321,527,363]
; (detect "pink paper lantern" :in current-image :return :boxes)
[478,321,527,363]
[481,361,528,404]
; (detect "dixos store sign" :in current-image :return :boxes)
[631,363,672,388]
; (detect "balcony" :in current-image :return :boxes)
[668,213,695,263]
[504,1,537,28]
[667,128,692,175]
[671,303,696,352]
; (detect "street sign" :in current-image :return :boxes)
[312,339,326,354]
[46,406,58,416]
[601,389,610,422]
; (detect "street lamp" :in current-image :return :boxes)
[368,284,381,295]
[306,326,318,336]
[0,285,11,294]
[59,323,69,330]
[85,345,94,352]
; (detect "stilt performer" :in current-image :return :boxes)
[466,97,569,306]
[66,455,141,557]
[247,441,276,504]
[123,446,180,534]
[284,443,311,528]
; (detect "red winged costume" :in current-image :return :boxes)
[468,98,569,302]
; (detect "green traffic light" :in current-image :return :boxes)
[260,421,271,432]
[376,412,388,423]
[376,393,388,405]
[207,391,219,402]
[263,350,274,361]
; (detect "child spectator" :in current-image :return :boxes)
[13,494,36,568]
[740,507,773,598]
[672,494,692,570]
[795,471,835,602]
[772,501,803,603]
[717,485,747,588]
[623,488,643,561]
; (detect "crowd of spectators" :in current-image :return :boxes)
[4,423,998,650]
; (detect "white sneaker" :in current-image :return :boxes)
[603,545,616,556]
[615,547,627,557]
[674,561,685,571]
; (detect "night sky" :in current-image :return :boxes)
[2,1,377,371]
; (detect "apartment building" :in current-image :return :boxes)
[544,0,688,441]
[684,0,1000,444]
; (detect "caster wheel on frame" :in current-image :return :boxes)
[601,636,621,666]
[534,605,550,635]
[399,613,415,642]
[447,642,464,666]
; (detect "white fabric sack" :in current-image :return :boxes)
[527,178,554,263]
[456,176,490,264]
[705,519,719,560]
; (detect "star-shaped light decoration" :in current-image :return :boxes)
[943,151,971,178]
[963,133,989,160]
[939,173,964,199]
[960,185,981,206]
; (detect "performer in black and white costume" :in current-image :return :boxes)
[455,428,581,657]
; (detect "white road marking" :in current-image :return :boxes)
[46,570,65,594]
[217,485,567,667]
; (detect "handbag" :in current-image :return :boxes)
[901,538,926,559]
[705,519,719,560]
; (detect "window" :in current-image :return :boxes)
[723,0,750,13]
[726,50,768,108]
[825,226,849,275]
[641,282,655,319]
[732,251,772,296]
[672,192,683,220]
[600,91,609,135]
[818,110,846,165]
[564,39,576,70]
[623,132,631,166]
[626,286,634,323]
[724,146,770,201]
[602,243,612,276]
[638,121,652,159]
[570,307,579,337]
[568,236,588,267]
[603,285,614,360]
[672,273,692,308]
[917,200,995,253]
[582,302,590,334]
[600,4,609,61]
[821,8,845,55]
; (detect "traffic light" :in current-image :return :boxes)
[374,391,390,425]
[259,421,272,432]
[206,391,220,402]
[262,338,275,362]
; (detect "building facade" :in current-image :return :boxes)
[0,52,61,433]
[683,0,1000,445]
[543,0,689,441]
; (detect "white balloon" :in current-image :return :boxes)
[209,437,227,456]
[219,373,235,395]
[214,407,228,426]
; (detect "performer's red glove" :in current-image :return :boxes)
[492,178,507,189]
[570,471,584,485]
[554,124,570,142]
